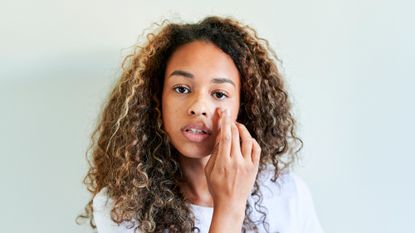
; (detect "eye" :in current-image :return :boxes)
[173,85,190,94]
[212,91,228,100]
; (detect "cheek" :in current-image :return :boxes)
[162,99,181,129]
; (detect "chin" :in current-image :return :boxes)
[175,143,213,159]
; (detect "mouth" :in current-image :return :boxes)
[181,123,212,143]
[184,128,209,134]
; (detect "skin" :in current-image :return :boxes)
[162,41,261,233]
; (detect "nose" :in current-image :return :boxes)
[187,95,208,117]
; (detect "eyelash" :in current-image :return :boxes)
[173,85,229,100]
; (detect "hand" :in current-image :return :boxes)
[204,108,261,210]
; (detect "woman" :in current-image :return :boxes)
[78,16,324,233]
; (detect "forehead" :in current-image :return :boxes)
[164,41,240,86]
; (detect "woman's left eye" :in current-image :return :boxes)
[212,91,228,100]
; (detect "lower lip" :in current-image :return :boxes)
[182,130,210,142]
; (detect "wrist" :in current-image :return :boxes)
[213,201,246,214]
[209,203,246,233]
[213,201,246,222]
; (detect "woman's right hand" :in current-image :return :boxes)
[204,108,261,215]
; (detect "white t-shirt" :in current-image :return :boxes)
[93,166,324,233]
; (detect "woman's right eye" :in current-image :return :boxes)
[173,85,190,94]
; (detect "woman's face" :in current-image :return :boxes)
[162,41,240,158]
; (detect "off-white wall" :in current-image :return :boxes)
[1,0,414,232]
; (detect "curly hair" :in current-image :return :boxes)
[77,16,303,233]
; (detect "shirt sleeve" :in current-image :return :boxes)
[92,187,138,233]
[292,174,325,233]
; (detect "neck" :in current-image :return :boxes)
[178,155,213,207]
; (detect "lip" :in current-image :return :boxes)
[181,122,212,143]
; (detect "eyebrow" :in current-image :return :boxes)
[168,70,236,87]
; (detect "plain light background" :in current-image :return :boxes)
[1,0,414,232]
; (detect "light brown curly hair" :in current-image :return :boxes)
[77,16,303,233]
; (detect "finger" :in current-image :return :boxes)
[207,110,222,171]
[216,108,223,132]
[206,109,225,174]
[213,108,222,149]
[205,154,213,174]
[236,122,253,160]
[205,141,219,174]
[251,139,261,165]
[215,124,221,145]
[218,109,231,159]
[230,122,242,159]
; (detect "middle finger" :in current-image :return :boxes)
[218,109,232,159]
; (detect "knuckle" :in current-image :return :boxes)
[240,124,249,133]
[239,124,250,136]
[229,160,239,169]
[222,134,231,142]
[235,159,243,166]
[256,146,262,153]
[231,124,238,133]
[253,140,261,152]
[238,160,247,170]
[238,122,247,130]
[247,137,253,144]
